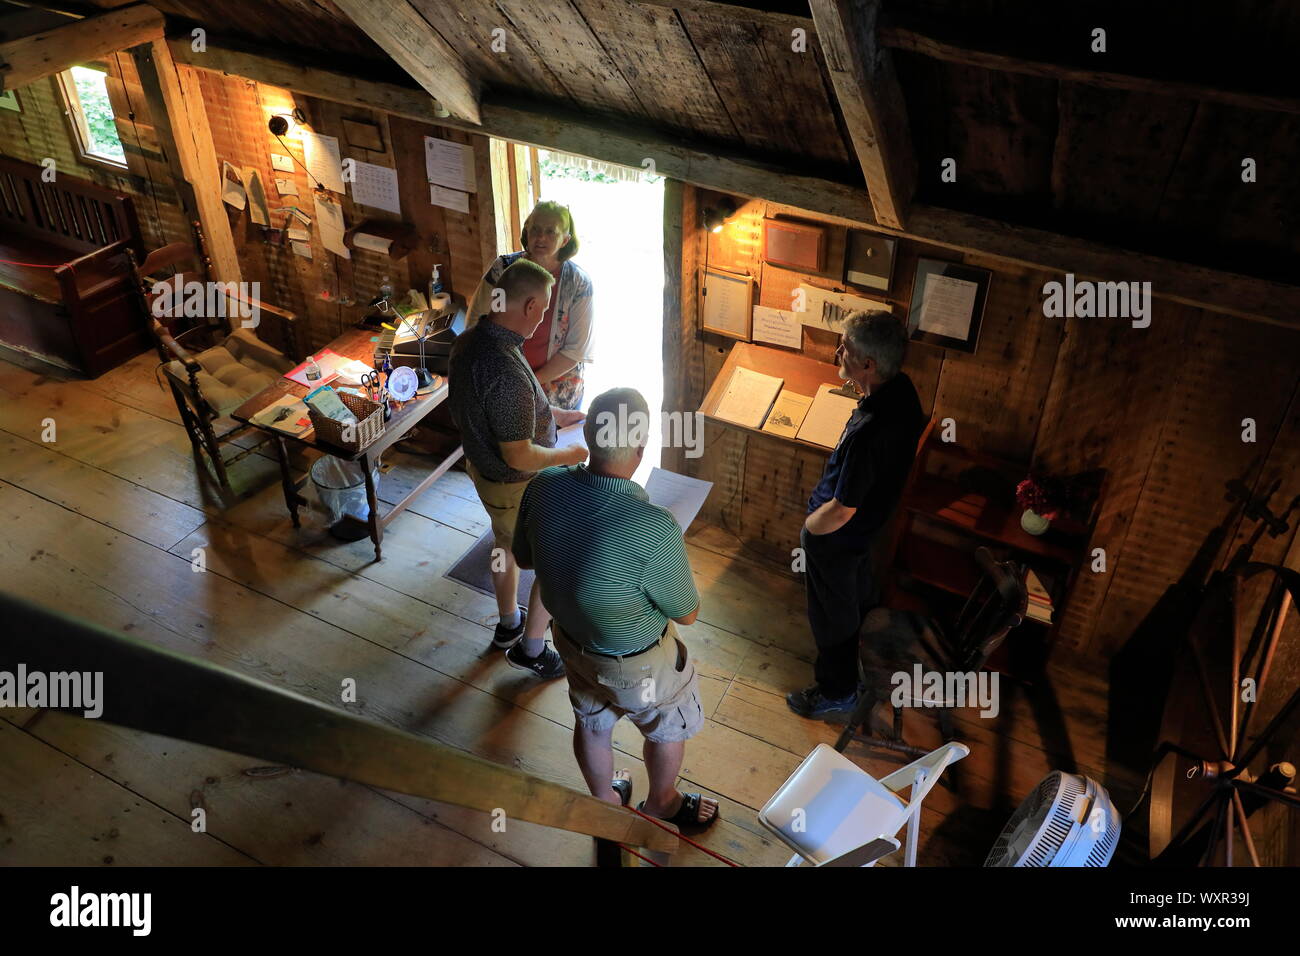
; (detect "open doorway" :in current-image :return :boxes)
[534,150,665,482]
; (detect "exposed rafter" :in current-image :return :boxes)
[809,0,914,229]
[168,35,1300,328]
[879,24,1300,115]
[0,2,162,90]
[329,0,480,124]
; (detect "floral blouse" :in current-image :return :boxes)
[468,252,595,410]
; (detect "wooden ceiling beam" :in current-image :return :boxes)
[168,36,1300,328]
[809,0,914,229]
[329,0,480,125]
[879,24,1300,114]
[0,1,161,90]
[633,0,811,30]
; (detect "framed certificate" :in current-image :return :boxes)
[906,258,991,354]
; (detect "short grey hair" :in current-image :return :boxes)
[843,310,907,380]
[584,387,650,467]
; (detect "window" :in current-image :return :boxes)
[57,64,127,169]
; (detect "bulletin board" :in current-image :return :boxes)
[702,268,754,340]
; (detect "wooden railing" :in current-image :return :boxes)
[0,591,678,857]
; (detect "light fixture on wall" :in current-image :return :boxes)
[703,198,737,234]
[267,107,307,136]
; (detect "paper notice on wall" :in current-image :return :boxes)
[752,306,802,348]
[353,232,393,255]
[291,241,312,259]
[243,167,270,226]
[221,161,246,210]
[917,273,978,340]
[429,183,470,214]
[350,160,401,214]
[313,195,350,259]
[424,136,476,193]
[270,153,295,172]
[283,206,311,227]
[301,129,345,193]
[275,178,299,196]
[287,225,310,242]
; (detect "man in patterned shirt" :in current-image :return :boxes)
[512,388,719,830]
[448,258,587,678]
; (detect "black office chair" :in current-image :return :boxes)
[835,546,1028,756]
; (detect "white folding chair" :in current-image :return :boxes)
[758,741,969,867]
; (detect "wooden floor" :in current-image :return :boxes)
[0,347,1139,867]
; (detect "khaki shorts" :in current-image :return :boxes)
[465,459,531,551]
[553,620,704,743]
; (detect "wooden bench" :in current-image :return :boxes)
[0,156,147,377]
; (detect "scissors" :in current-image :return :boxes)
[360,371,382,403]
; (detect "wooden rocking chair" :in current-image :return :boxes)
[128,226,302,489]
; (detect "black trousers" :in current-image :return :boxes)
[801,524,880,698]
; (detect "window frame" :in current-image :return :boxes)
[55,61,130,173]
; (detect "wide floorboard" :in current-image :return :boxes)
[0,349,1137,867]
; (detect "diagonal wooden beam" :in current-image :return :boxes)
[330,0,480,125]
[168,35,1300,328]
[808,0,915,229]
[0,2,162,91]
[0,590,680,854]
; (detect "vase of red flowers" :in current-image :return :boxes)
[1016,473,1066,536]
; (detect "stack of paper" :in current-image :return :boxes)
[304,385,358,425]
[284,349,361,387]
[1025,568,1054,624]
[713,366,784,429]
[796,383,859,448]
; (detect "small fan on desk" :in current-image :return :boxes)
[985,771,1121,866]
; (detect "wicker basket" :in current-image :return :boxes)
[306,390,385,453]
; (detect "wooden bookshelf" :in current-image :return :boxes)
[698,341,851,453]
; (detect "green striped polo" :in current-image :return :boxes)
[513,465,700,655]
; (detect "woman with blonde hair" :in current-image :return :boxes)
[468,200,595,410]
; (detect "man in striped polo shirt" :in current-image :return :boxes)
[513,388,720,830]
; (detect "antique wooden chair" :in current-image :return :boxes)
[128,227,302,489]
[836,545,1028,756]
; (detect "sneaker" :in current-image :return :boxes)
[504,642,566,679]
[786,684,858,719]
[492,608,527,649]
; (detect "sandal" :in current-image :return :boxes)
[611,776,633,807]
[637,792,719,832]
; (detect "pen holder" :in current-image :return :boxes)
[307,391,385,453]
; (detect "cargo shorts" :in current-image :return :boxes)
[552,619,704,743]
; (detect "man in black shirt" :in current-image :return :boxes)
[787,311,926,718]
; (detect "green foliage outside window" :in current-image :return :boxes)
[70,66,126,164]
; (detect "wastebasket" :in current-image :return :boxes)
[310,455,379,541]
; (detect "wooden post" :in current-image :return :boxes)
[130,39,240,283]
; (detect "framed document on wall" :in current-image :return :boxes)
[906,258,992,354]
[701,268,754,340]
[762,219,825,272]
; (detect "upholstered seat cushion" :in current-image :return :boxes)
[166,328,293,416]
